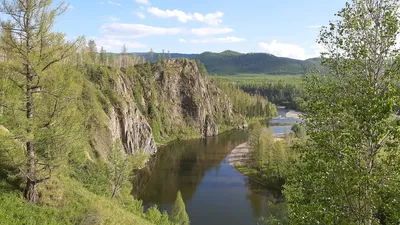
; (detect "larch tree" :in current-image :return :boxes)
[0,0,83,203]
[284,0,400,224]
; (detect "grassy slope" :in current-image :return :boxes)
[0,177,153,225]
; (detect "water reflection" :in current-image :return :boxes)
[132,108,300,225]
[133,130,249,204]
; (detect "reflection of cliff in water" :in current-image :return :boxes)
[132,130,249,204]
[246,180,285,218]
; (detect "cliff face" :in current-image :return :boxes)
[86,58,246,157]
[133,58,245,142]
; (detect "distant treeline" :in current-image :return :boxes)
[235,81,303,110]
[212,77,278,119]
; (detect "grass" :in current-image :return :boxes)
[0,176,154,225]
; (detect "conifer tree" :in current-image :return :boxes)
[88,39,97,64]
[100,46,107,65]
[170,191,190,225]
[0,0,83,203]
[149,48,154,61]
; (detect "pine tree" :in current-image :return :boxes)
[0,0,83,203]
[100,46,107,65]
[161,49,166,61]
[88,40,97,64]
[149,48,154,61]
[170,191,190,225]
[120,44,128,68]
[167,50,171,59]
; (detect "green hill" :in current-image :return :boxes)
[132,50,323,75]
[195,51,323,75]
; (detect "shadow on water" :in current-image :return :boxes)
[133,130,249,204]
[132,107,300,225]
[132,129,285,225]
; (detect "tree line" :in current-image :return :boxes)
[244,0,400,224]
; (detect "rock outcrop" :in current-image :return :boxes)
[86,58,246,158]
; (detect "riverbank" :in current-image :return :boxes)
[286,110,302,119]
[228,143,284,189]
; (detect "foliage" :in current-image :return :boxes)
[284,0,400,224]
[195,51,322,75]
[248,122,293,179]
[215,74,304,110]
[212,77,277,119]
[146,205,174,225]
[290,123,305,138]
[170,191,190,225]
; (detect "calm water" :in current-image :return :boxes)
[133,107,300,225]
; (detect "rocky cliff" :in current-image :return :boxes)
[84,58,246,158]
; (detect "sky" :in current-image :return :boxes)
[54,0,348,59]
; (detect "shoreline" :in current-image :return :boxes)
[228,135,286,166]
[285,110,302,119]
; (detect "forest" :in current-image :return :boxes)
[0,0,276,224]
[236,0,400,224]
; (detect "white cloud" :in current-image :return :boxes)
[258,40,326,60]
[108,1,121,6]
[136,0,150,5]
[310,43,327,57]
[191,27,233,36]
[147,7,224,25]
[101,23,183,38]
[67,5,74,9]
[136,12,146,19]
[100,2,104,5]
[259,40,308,60]
[193,11,223,26]
[179,37,245,44]
[147,7,192,23]
[92,37,146,52]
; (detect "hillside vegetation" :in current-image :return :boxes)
[0,1,277,224]
[130,50,323,75]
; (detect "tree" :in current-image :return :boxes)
[99,46,107,65]
[120,44,128,68]
[149,48,154,61]
[88,40,97,64]
[161,49,166,61]
[0,0,83,203]
[108,53,116,67]
[167,50,171,59]
[290,123,304,137]
[284,0,400,223]
[170,191,190,225]
[146,205,173,225]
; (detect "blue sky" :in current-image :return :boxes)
[55,0,347,59]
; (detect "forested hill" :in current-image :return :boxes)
[130,50,323,75]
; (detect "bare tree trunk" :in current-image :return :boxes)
[24,63,39,202]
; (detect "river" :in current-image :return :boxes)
[133,107,301,225]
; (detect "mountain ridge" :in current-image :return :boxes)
[130,50,322,75]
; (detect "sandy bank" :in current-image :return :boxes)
[286,110,302,119]
[228,136,286,167]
